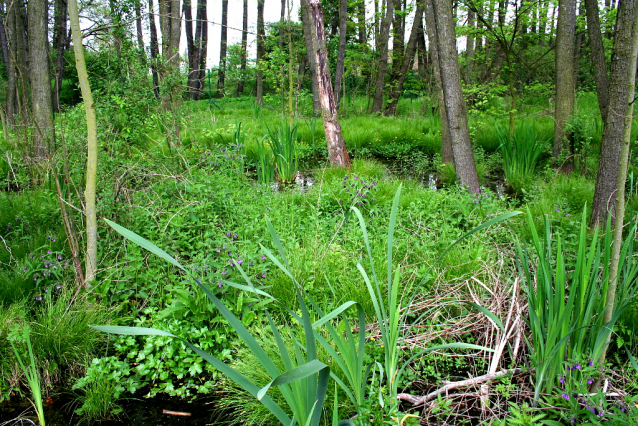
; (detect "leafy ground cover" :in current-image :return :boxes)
[1,95,637,425]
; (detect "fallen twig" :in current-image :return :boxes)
[162,409,192,417]
[397,368,525,407]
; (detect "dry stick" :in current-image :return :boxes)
[397,368,526,407]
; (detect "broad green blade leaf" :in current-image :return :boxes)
[90,325,176,337]
[221,280,275,299]
[105,219,186,272]
[312,301,358,328]
[467,302,505,333]
[257,359,328,401]
[626,349,638,374]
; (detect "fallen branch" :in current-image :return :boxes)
[398,368,525,407]
[162,410,192,417]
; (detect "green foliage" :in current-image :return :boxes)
[518,209,638,400]
[497,123,548,195]
[266,120,299,183]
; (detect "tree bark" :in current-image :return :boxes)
[256,0,265,104]
[553,0,577,172]
[217,0,228,95]
[466,8,476,81]
[425,0,453,164]
[384,0,424,116]
[391,0,405,75]
[135,0,144,51]
[307,0,350,168]
[431,0,479,191]
[371,0,395,113]
[148,0,160,99]
[301,0,321,114]
[0,0,17,126]
[158,0,181,143]
[334,0,347,107]
[591,0,638,225]
[28,0,55,159]
[69,0,98,287]
[237,0,248,96]
[357,0,366,44]
[585,0,610,119]
[184,0,207,100]
[52,0,68,113]
[598,0,638,365]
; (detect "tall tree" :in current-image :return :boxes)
[148,0,161,98]
[52,0,68,112]
[465,7,476,80]
[184,0,208,99]
[431,0,480,192]
[218,0,228,95]
[301,0,321,114]
[585,0,610,118]
[307,0,350,167]
[28,0,55,158]
[135,0,144,51]
[69,0,98,286]
[591,0,638,225]
[424,0,453,164]
[0,0,17,126]
[256,0,265,104]
[158,0,181,143]
[371,0,395,113]
[334,0,347,107]
[553,0,577,172]
[357,0,366,44]
[384,0,424,116]
[237,0,248,96]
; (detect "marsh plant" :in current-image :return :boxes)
[9,326,46,426]
[497,123,547,194]
[266,120,298,183]
[517,209,638,400]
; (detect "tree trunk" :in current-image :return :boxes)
[135,0,144,51]
[158,0,181,143]
[0,0,17,126]
[148,0,160,99]
[392,0,405,75]
[256,0,265,104]
[357,0,366,44]
[431,0,479,191]
[334,0,347,107]
[193,0,207,100]
[591,0,637,225]
[384,0,424,116]
[237,0,248,95]
[307,0,350,168]
[598,0,638,365]
[184,0,195,96]
[553,0,577,172]
[12,0,30,129]
[416,18,427,77]
[218,0,228,95]
[69,0,98,287]
[424,0,453,164]
[371,0,395,113]
[585,0,610,119]
[28,0,55,159]
[466,8,476,81]
[573,1,584,90]
[52,0,68,113]
[301,0,321,114]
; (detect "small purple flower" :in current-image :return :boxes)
[556,208,560,212]
[565,214,570,217]
[573,363,582,370]
[221,270,227,275]
[248,303,252,307]
[559,376,565,384]
[588,360,594,367]
[261,273,266,278]
[7,226,11,231]
[233,234,237,239]
[30,253,34,259]
[238,259,243,264]
[35,297,42,301]
[227,232,231,236]
[55,285,61,289]
[58,255,62,260]
[249,262,253,266]
[261,255,266,260]
[230,263,235,267]
[561,393,570,400]
[587,377,594,385]
[218,283,223,288]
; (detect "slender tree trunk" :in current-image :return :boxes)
[148,0,160,99]
[135,0,144,51]
[384,0,424,115]
[553,0,577,172]
[13,0,30,129]
[585,0,610,119]
[334,0,347,107]
[158,0,181,143]
[431,0,479,191]
[184,0,195,96]
[69,0,98,287]
[301,0,321,114]
[371,0,395,113]
[0,0,17,126]
[591,0,637,225]
[307,0,350,167]
[237,0,248,95]
[357,0,366,44]
[256,0,265,104]
[416,18,427,77]
[218,0,228,95]
[425,0,452,164]
[52,0,67,113]
[194,0,207,100]
[598,0,638,365]
[392,0,405,74]
[28,0,55,159]
[573,1,584,89]
[466,8,476,81]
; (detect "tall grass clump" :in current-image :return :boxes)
[497,123,547,194]
[9,327,46,426]
[517,209,638,400]
[266,120,298,183]
[255,137,275,185]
